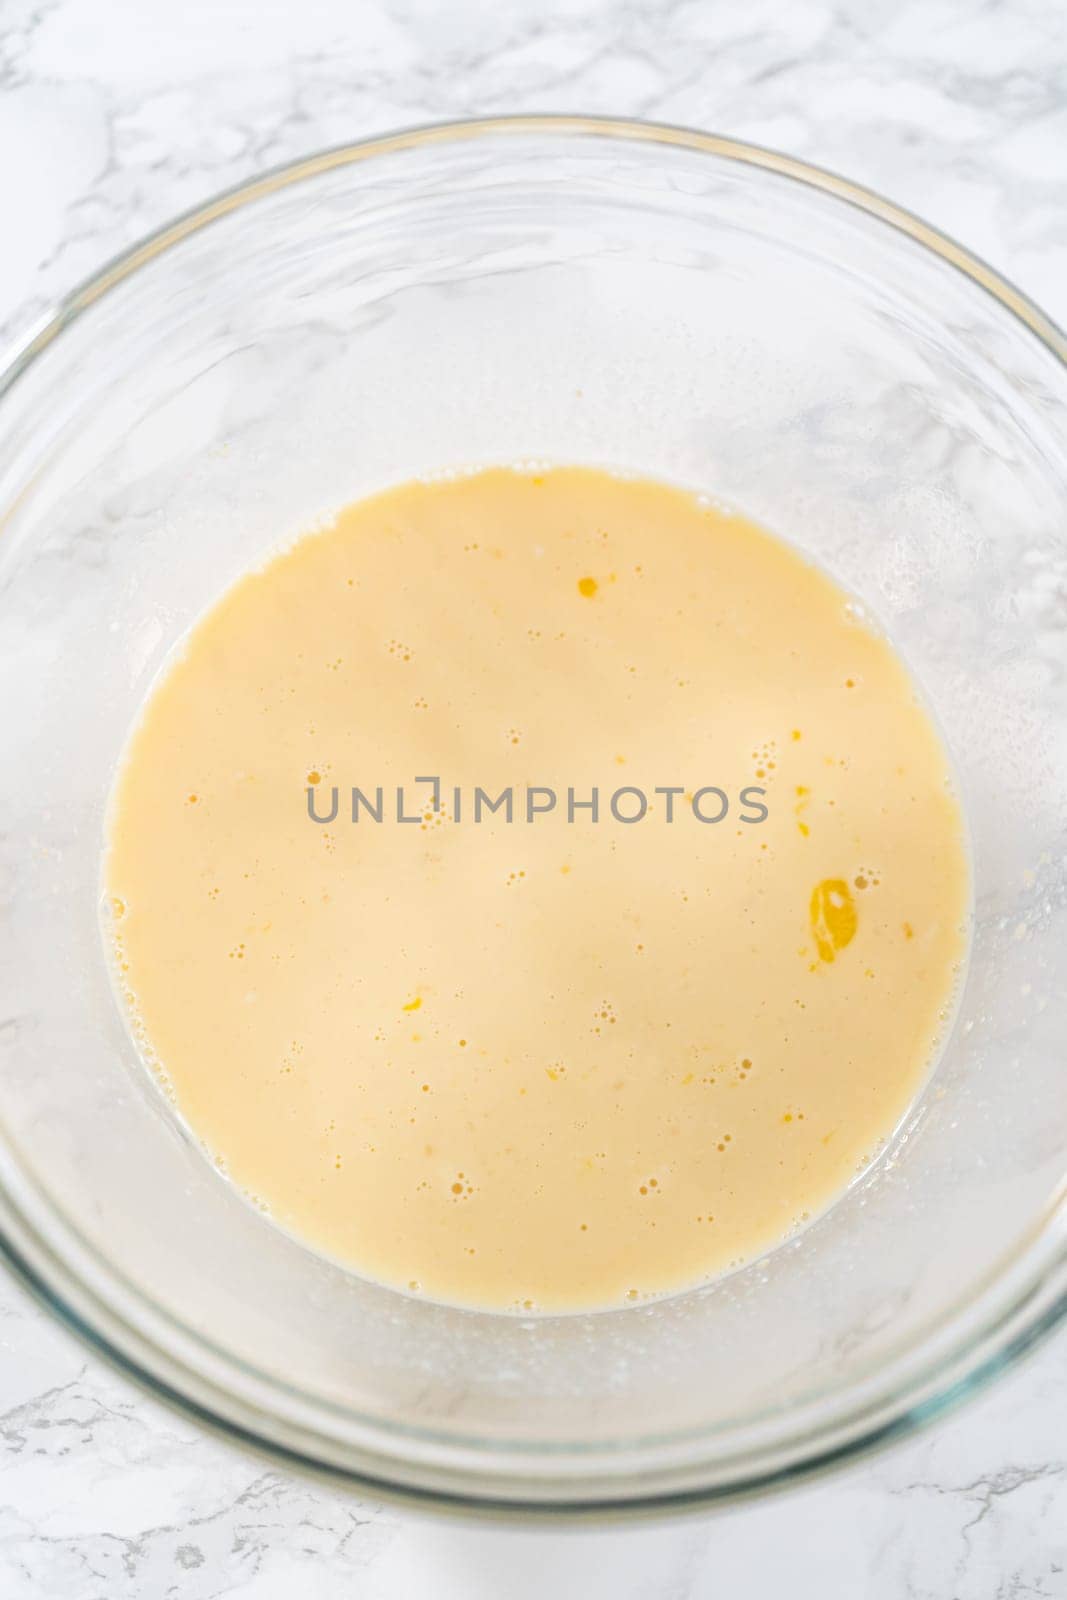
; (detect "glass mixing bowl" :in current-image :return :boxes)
[0,117,1064,1515]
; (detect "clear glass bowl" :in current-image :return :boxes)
[0,117,1064,1514]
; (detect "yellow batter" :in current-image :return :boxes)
[105,467,969,1312]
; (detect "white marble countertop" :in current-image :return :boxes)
[1,0,1065,1594]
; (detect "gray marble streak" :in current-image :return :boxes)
[0,0,1065,1594]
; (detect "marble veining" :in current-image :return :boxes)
[0,0,1065,1594]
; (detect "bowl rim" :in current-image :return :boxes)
[0,112,1064,1517]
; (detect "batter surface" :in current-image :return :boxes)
[105,467,969,1311]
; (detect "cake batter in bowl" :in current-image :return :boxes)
[0,118,1064,1513]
